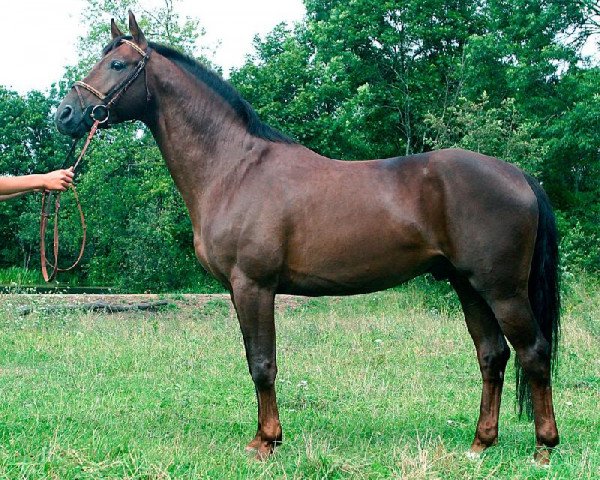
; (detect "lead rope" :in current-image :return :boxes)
[40,120,100,282]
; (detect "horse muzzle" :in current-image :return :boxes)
[56,103,112,137]
[55,103,86,138]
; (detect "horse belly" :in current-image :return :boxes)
[280,220,437,296]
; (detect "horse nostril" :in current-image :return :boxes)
[59,105,74,123]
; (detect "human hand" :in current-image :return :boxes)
[42,167,74,191]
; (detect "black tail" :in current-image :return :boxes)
[516,174,561,419]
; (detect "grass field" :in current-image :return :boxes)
[0,278,597,479]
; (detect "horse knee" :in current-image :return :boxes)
[250,359,277,389]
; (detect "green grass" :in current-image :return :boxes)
[0,267,82,290]
[0,278,598,479]
[0,267,45,287]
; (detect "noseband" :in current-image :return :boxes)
[40,39,151,282]
[73,39,151,126]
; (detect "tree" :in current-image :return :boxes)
[2,0,222,291]
[0,87,69,269]
[231,0,599,272]
[233,1,492,158]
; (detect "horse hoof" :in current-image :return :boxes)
[254,446,273,461]
[247,441,276,461]
[245,436,262,453]
[245,435,279,460]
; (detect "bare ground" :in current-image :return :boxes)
[3,293,309,314]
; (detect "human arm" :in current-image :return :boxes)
[0,168,74,201]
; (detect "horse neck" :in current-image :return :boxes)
[143,55,257,214]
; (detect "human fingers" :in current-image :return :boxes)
[62,169,75,181]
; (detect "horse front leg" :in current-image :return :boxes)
[230,274,281,459]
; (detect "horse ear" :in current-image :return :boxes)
[111,18,124,39]
[128,11,148,49]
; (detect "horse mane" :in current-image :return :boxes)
[103,36,295,144]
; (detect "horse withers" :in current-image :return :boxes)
[55,12,560,463]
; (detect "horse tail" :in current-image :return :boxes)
[516,174,561,419]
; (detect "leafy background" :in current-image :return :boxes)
[1,0,598,292]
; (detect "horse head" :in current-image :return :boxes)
[56,11,151,138]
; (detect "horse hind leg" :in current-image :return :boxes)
[450,274,510,455]
[487,295,559,464]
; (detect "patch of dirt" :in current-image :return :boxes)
[4,293,309,314]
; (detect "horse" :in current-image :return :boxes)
[55,12,560,463]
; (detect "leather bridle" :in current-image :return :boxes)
[40,39,151,282]
[73,39,151,126]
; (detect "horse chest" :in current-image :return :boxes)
[193,234,226,282]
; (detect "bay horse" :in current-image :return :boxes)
[55,12,560,463]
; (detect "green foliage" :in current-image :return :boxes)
[1,0,599,289]
[0,87,70,269]
[0,267,44,286]
[233,0,489,159]
[556,211,600,275]
[543,68,600,208]
[424,93,546,175]
[73,0,207,75]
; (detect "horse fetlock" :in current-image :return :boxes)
[261,419,282,443]
[474,425,498,449]
[245,431,262,452]
[537,428,559,449]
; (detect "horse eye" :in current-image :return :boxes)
[110,60,126,71]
